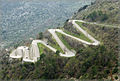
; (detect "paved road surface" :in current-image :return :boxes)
[10,20,100,62]
[71,20,100,45]
[31,40,75,57]
[48,29,75,56]
[70,20,119,28]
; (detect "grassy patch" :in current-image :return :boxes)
[56,31,72,50]
[37,43,51,55]
[48,37,64,53]
[76,21,88,31]
[63,29,93,43]
[75,21,97,40]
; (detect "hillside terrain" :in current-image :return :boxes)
[73,0,120,26]
[0,0,94,50]
[0,0,119,80]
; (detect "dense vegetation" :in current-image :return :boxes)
[0,45,118,80]
[0,19,119,80]
[86,10,108,22]
[73,0,120,26]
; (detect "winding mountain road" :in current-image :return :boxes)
[34,40,75,57]
[71,20,100,45]
[72,20,119,28]
[10,20,100,62]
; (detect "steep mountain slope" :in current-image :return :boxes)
[0,0,94,49]
[73,0,120,26]
[0,0,119,80]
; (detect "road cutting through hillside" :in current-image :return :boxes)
[10,20,100,62]
[71,20,119,28]
[47,20,100,57]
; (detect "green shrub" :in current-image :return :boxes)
[38,32,43,39]
[115,76,118,80]
[87,11,108,22]
[112,67,118,74]
[56,50,60,55]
